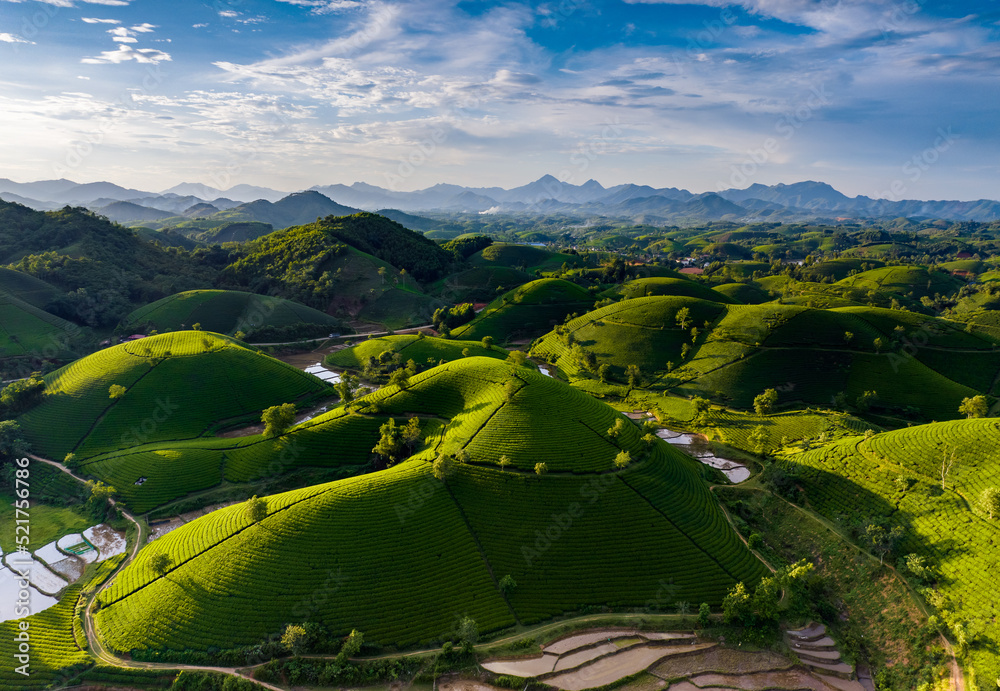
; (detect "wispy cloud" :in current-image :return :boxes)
[82,17,121,24]
[81,44,170,64]
[0,32,35,43]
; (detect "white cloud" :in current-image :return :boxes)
[0,32,34,44]
[192,23,208,28]
[83,0,131,5]
[130,23,156,32]
[276,0,367,14]
[82,17,121,24]
[109,27,137,42]
[218,10,238,17]
[81,43,170,64]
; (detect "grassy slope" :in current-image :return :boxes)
[327,334,508,369]
[0,291,78,357]
[18,331,328,461]
[0,267,62,308]
[121,290,340,336]
[532,297,997,420]
[602,277,738,304]
[93,358,767,651]
[450,278,595,342]
[784,419,1000,686]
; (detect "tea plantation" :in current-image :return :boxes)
[92,357,766,651]
[120,289,341,338]
[784,420,1000,686]
[18,331,329,460]
[326,334,508,370]
[449,278,595,341]
[532,296,998,420]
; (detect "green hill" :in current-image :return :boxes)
[219,214,449,327]
[327,334,508,370]
[450,278,595,342]
[429,265,533,303]
[835,265,965,300]
[0,290,80,357]
[469,243,566,272]
[0,266,62,308]
[18,331,329,461]
[784,419,1000,686]
[711,282,770,304]
[92,357,767,652]
[0,201,214,323]
[121,290,343,340]
[532,297,998,421]
[602,277,737,304]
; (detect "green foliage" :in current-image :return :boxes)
[282,624,308,655]
[534,461,548,474]
[261,403,297,438]
[698,602,711,627]
[327,334,507,372]
[245,495,267,523]
[753,388,778,415]
[499,574,517,596]
[108,383,126,399]
[959,395,989,419]
[614,450,632,468]
[979,487,1000,520]
[442,234,493,260]
[433,453,455,481]
[151,552,173,575]
[433,303,475,331]
[0,375,45,415]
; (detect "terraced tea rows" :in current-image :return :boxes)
[327,334,508,370]
[19,331,328,460]
[787,421,1000,685]
[533,297,997,420]
[451,278,595,341]
[122,289,340,336]
[92,357,766,653]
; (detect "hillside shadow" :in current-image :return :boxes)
[775,460,964,588]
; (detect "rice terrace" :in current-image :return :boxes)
[3,2,1000,690]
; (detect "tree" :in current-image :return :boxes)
[607,418,625,438]
[108,384,127,399]
[865,523,904,565]
[377,266,387,285]
[457,616,478,651]
[614,450,631,469]
[481,336,494,350]
[498,454,512,471]
[462,348,471,358]
[0,376,44,415]
[675,307,691,330]
[506,350,527,367]
[335,373,358,404]
[680,342,691,360]
[753,388,778,415]
[856,390,878,413]
[979,487,1000,519]
[941,445,957,491]
[402,416,422,451]
[873,336,887,353]
[191,322,202,331]
[843,331,854,344]
[692,396,711,425]
[245,495,267,523]
[373,418,406,465]
[498,574,517,596]
[597,363,611,382]
[503,377,519,402]
[698,602,711,627]
[959,395,989,419]
[626,364,641,388]
[534,462,548,475]
[282,624,308,655]
[335,628,364,664]
[150,553,172,576]
[0,421,29,458]
[389,367,411,389]
[262,403,296,438]
[748,426,769,455]
[721,582,753,625]
[432,453,454,481]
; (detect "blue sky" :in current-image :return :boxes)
[1,0,998,199]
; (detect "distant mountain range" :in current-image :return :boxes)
[2,176,999,225]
